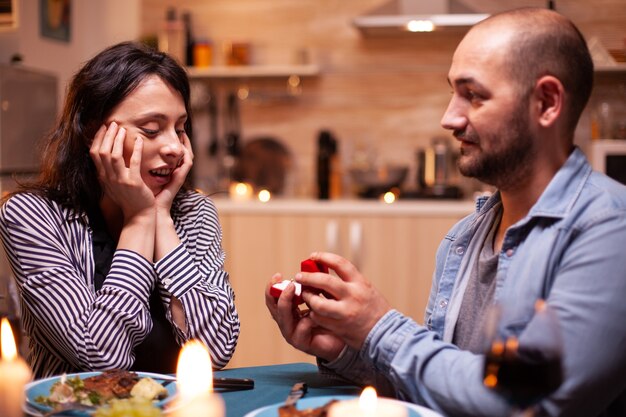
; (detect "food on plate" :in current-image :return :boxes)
[278,400,338,417]
[83,369,140,402]
[130,377,168,401]
[271,259,329,304]
[94,397,163,417]
[35,369,168,408]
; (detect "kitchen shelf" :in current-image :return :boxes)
[595,63,626,73]
[187,64,320,80]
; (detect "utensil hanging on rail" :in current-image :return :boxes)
[207,89,219,157]
[225,91,242,159]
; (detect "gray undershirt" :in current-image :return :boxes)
[452,209,502,354]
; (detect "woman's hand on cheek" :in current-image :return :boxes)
[155,133,194,211]
[89,122,155,218]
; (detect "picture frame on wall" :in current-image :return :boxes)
[40,0,71,42]
[0,0,18,30]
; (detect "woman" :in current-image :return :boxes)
[0,42,239,378]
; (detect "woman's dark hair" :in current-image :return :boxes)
[19,41,192,212]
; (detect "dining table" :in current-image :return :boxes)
[215,362,446,417]
[22,362,445,417]
[215,362,360,416]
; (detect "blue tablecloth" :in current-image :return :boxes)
[214,362,361,417]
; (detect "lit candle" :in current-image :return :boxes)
[328,386,407,417]
[0,318,32,417]
[381,191,396,204]
[257,189,271,203]
[229,182,253,201]
[172,340,224,417]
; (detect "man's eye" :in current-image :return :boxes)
[175,129,186,137]
[467,90,482,101]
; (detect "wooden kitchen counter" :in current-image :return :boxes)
[213,198,475,368]
[214,197,476,216]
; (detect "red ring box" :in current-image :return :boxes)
[271,259,328,304]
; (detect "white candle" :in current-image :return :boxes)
[0,318,32,417]
[328,386,407,417]
[171,340,224,417]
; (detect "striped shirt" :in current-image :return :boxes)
[0,190,240,378]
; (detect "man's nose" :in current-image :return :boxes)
[440,97,466,131]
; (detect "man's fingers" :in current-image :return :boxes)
[303,292,344,321]
[296,271,346,301]
[309,252,362,283]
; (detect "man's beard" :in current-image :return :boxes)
[457,107,535,190]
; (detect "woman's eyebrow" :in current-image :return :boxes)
[133,112,188,122]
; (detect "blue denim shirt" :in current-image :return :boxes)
[321,148,626,417]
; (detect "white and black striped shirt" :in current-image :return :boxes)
[0,190,240,378]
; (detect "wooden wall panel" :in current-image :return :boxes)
[141,0,626,198]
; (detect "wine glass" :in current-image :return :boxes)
[483,300,564,416]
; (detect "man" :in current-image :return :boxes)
[265,7,626,417]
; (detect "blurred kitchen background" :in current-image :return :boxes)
[0,0,625,365]
[1,0,625,201]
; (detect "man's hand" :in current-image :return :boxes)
[265,273,345,362]
[296,252,392,350]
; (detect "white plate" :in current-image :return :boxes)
[243,395,444,417]
[24,371,177,416]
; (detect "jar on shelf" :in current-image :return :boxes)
[193,40,213,67]
[612,84,626,140]
[225,42,252,66]
[591,84,626,140]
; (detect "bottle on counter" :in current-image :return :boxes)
[182,11,195,67]
[158,7,185,64]
[317,130,340,199]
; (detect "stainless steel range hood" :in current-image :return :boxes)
[353,0,489,35]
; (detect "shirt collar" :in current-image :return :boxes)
[528,147,591,219]
[473,147,591,221]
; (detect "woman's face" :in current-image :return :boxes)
[106,75,188,195]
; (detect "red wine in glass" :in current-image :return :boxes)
[484,336,563,409]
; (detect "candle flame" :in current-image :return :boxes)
[359,386,377,410]
[406,19,434,32]
[1,318,18,360]
[258,189,271,202]
[176,340,213,400]
[382,191,396,204]
[234,182,250,196]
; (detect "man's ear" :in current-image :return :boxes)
[533,75,564,128]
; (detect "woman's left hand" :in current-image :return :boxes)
[90,122,155,219]
[155,132,194,212]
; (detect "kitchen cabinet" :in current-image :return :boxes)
[587,64,626,142]
[214,199,474,367]
[187,64,320,80]
[187,63,320,105]
[594,64,626,73]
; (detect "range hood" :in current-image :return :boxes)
[353,0,489,35]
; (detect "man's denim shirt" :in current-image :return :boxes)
[321,148,626,417]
